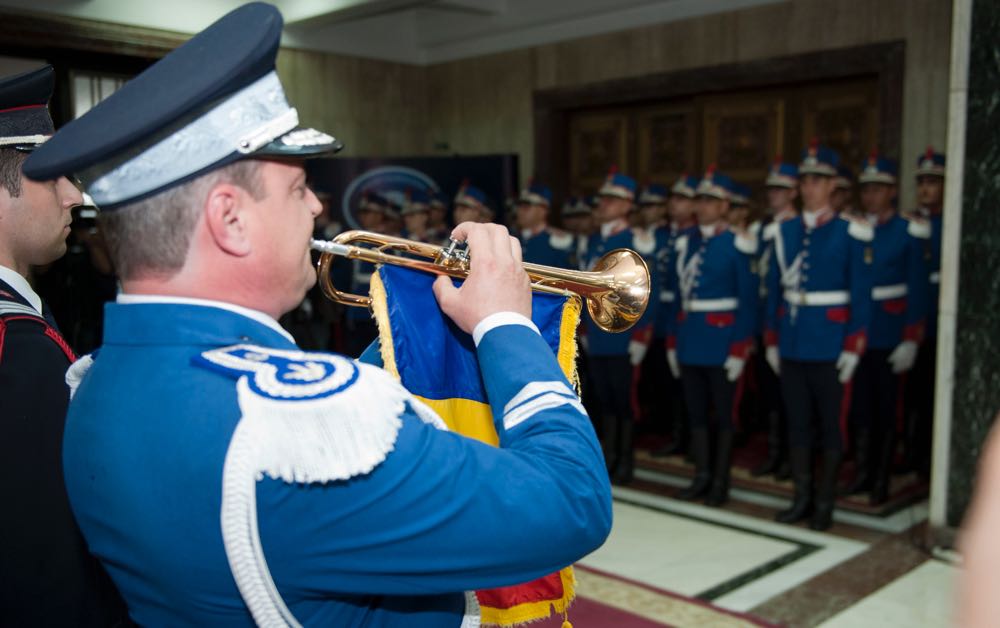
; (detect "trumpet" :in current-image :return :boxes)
[310,230,650,333]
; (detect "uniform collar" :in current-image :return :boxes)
[0,264,42,313]
[600,218,629,238]
[698,222,725,239]
[866,210,896,226]
[774,208,797,223]
[802,207,834,229]
[671,218,696,233]
[106,294,296,347]
[520,225,547,240]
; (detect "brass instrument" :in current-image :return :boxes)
[311,230,650,333]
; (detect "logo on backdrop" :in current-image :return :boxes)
[342,166,440,229]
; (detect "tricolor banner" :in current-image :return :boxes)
[370,264,580,627]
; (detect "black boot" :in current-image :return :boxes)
[776,447,813,523]
[842,428,872,495]
[811,449,843,530]
[653,399,687,457]
[613,420,635,486]
[601,415,619,479]
[870,429,896,506]
[678,428,711,500]
[752,411,782,477]
[706,430,734,506]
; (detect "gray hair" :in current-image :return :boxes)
[98,160,264,280]
[0,148,27,198]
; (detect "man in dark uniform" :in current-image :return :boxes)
[0,66,126,626]
[670,167,758,505]
[764,142,874,530]
[902,147,945,478]
[844,153,929,505]
[515,180,574,268]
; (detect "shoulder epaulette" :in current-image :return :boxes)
[902,212,932,239]
[841,215,874,242]
[731,229,758,255]
[631,228,657,255]
[548,230,574,250]
[762,221,779,242]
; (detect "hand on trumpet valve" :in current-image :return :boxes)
[431,222,532,334]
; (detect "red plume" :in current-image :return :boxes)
[925,145,935,159]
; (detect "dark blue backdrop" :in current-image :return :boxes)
[306,154,519,229]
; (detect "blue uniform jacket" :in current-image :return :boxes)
[519,228,574,269]
[63,301,611,627]
[867,213,930,350]
[581,224,656,355]
[925,212,942,338]
[765,214,874,362]
[653,224,697,339]
[673,229,758,366]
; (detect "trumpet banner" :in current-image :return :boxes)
[370,264,581,627]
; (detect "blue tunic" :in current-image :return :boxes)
[867,214,930,350]
[519,228,574,269]
[765,215,874,362]
[63,301,611,627]
[673,230,758,366]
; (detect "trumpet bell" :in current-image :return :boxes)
[585,249,650,333]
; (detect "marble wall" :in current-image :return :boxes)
[946,0,1000,528]
[422,0,952,209]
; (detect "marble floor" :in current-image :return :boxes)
[569,477,958,627]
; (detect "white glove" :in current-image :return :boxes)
[766,346,780,375]
[628,340,648,366]
[888,340,919,374]
[836,351,861,383]
[667,348,681,378]
[724,356,746,382]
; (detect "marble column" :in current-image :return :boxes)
[930,0,1000,538]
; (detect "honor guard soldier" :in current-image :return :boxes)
[428,191,452,242]
[26,5,611,626]
[454,180,488,224]
[670,167,758,505]
[751,159,799,478]
[904,147,945,477]
[341,191,388,355]
[638,182,669,231]
[582,168,656,485]
[561,195,593,269]
[844,153,929,505]
[515,180,573,268]
[764,142,874,530]
[401,189,434,243]
[651,175,699,457]
[832,165,856,214]
[0,66,126,626]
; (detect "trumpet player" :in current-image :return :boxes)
[28,5,612,626]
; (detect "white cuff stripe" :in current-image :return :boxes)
[503,393,586,432]
[472,312,540,347]
[503,380,575,415]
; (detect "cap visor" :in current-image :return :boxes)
[254,126,344,158]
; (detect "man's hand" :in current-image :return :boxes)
[836,351,860,383]
[432,222,532,334]
[766,346,780,375]
[888,340,918,374]
[724,356,746,382]
[667,348,680,378]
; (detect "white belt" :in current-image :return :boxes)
[660,290,676,303]
[872,283,907,301]
[929,272,940,285]
[783,290,850,306]
[684,298,738,312]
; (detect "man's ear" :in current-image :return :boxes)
[204,182,252,257]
